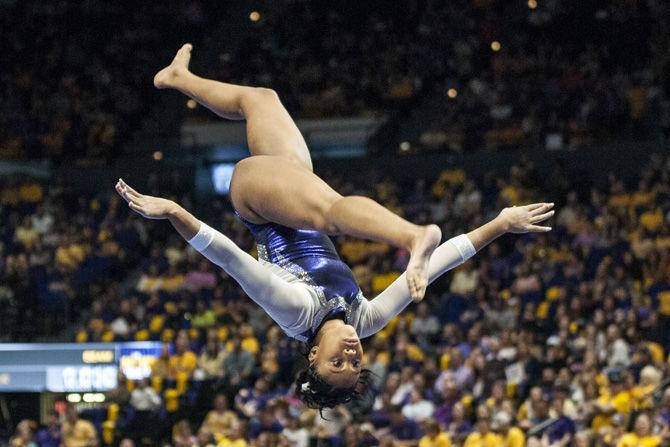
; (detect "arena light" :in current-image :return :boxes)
[249,11,261,22]
[399,141,411,152]
[186,99,197,109]
[491,41,501,52]
[447,88,458,99]
[82,393,106,403]
[66,394,81,403]
[528,0,538,9]
[153,151,163,161]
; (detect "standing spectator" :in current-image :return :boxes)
[35,410,61,447]
[61,405,98,447]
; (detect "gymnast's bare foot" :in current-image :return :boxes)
[407,224,442,302]
[154,43,193,89]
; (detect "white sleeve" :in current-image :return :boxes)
[188,221,316,331]
[357,234,476,338]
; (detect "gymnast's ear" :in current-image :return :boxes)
[308,346,319,362]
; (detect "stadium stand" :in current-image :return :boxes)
[2,0,670,446]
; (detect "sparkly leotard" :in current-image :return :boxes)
[238,214,365,343]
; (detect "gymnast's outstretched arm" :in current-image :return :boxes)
[357,203,555,338]
[115,179,316,329]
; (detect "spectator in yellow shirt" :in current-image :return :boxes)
[640,207,663,232]
[617,413,668,447]
[168,330,198,381]
[61,405,99,447]
[464,418,501,447]
[202,394,239,439]
[492,411,525,447]
[217,425,248,447]
[592,371,633,432]
[418,418,451,447]
[13,216,38,249]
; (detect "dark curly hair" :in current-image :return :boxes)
[294,363,372,411]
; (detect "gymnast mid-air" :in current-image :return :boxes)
[115,44,554,410]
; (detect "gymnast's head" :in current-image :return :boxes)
[295,319,370,410]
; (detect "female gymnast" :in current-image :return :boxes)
[115,44,554,410]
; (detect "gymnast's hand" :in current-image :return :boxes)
[115,179,177,219]
[498,202,554,233]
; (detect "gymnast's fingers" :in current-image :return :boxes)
[120,179,143,200]
[529,203,554,215]
[116,182,134,204]
[524,203,546,212]
[530,210,555,223]
[128,201,145,215]
[526,224,552,232]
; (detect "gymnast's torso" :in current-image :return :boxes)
[237,213,366,343]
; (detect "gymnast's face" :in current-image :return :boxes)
[310,321,363,389]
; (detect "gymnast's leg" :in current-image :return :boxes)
[154,44,441,301]
[154,44,313,171]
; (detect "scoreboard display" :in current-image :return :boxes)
[0,342,164,392]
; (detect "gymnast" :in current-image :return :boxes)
[115,44,554,410]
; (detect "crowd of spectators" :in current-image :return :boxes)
[3,0,670,163]
[0,174,144,339]
[198,0,670,151]
[4,150,669,446]
[414,0,670,152]
[0,0,218,162]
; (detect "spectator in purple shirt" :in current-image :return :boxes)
[543,396,576,445]
[248,406,283,439]
[388,405,423,442]
[35,410,61,447]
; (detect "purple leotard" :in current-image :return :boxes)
[237,213,364,343]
